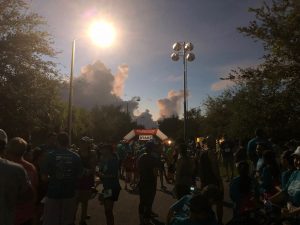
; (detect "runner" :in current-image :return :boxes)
[6,137,38,225]
[229,161,259,216]
[76,136,97,225]
[123,151,134,190]
[41,132,82,225]
[219,136,235,181]
[137,141,160,225]
[280,150,295,189]
[174,143,196,199]
[0,129,34,225]
[197,137,224,225]
[99,144,121,225]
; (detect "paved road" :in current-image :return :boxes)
[76,178,233,225]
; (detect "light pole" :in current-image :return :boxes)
[171,42,195,143]
[67,40,76,144]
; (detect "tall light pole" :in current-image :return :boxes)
[171,42,195,143]
[67,40,76,144]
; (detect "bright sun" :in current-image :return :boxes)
[89,21,116,47]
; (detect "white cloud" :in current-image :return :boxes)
[157,90,185,119]
[112,64,129,97]
[211,79,234,91]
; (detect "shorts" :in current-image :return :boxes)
[43,197,76,225]
[102,187,121,201]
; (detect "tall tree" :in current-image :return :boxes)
[158,116,183,141]
[202,0,300,142]
[0,0,61,139]
[89,105,136,143]
[235,0,300,140]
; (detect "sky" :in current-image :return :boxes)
[29,0,266,126]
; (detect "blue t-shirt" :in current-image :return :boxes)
[170,195,192,219]
[281,170,294,189]
[100,154,121,190]
[284,170,300,207]
[230,176,259,214]
[170,216,217,225]
[41,148,82,199]
[260,166,276,194]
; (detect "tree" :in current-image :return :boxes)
[158,116,183,141]
[201,0,300,143]
[0,0,62,140]
[236,0,300,141]
[186,107,204,139]
[89,105,136,143]
[238,0,300,65]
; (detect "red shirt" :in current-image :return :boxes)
[13,158,38,225]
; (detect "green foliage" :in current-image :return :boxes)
[0,0,62,140]
[238,0,300,63]
[89,105,136,143]
[158,116,183,141]
[186,107,204,139]
[201,0,300,143]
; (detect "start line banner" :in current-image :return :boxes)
[139,135,153,141]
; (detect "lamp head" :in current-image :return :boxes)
[184,42,194,51]
[186,53,195,62]
[172,42,182,51]
[171,53,180,61]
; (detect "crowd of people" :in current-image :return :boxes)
[1,128,300,225]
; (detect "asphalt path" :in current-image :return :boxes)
[75,178,233,225]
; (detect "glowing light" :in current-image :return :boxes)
[89,21,116,47]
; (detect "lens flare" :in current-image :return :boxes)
[89,21,116,47]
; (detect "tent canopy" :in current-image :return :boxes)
[123,129,168,142]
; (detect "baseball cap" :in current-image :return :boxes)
[292,146,300,157]
[0,129,8,144]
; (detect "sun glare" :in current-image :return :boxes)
[89,21,116,47]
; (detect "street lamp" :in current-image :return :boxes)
[67,40,76,145]
[67,21,116,144]
[171,42,195,143]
